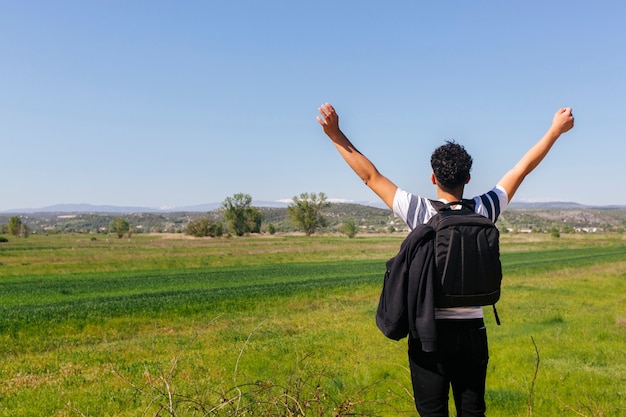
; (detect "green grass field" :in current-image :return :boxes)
[0,233,624,416]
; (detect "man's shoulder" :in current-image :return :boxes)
[393,189,437,229]
[472,187,508,222]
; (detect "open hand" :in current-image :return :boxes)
[317,103,341,136]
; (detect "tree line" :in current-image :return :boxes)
[5,196,623,239]
[0,192,382,239]
[185,192,357,238]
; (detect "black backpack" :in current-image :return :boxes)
[427,199,502,324]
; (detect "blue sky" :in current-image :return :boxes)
[2,1,625,211]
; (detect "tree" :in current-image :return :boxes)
[7,216,21,236]
[287,192,330,236]
[186,218,224,237]
[340,220,358,238]
[7,216,28,238]
[222,193,263,236]
[109,218,130,239]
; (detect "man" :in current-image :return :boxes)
[317,103,574,416]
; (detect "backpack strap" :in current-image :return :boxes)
[493,305,501,326]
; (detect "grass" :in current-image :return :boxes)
[488,259,626,416]
[0,232,625,416]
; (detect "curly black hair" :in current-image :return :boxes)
[430,140,473,192]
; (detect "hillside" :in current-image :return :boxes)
[498,207,626,233]
[1,203,625,235]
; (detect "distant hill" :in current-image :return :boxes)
[0,199,387,214]
[507,201,626,210]
[1,202,257,214]
[2,203,164,214]
[3,200,624,215]
[508,201,587,210]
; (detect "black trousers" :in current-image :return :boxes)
[408,319,489,417]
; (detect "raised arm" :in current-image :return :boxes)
[498,107,575,202]
[317,103,398,209]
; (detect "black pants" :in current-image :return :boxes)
[408,319,489,417]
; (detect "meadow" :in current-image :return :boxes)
[0,232,624,416]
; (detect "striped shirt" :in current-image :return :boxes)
[392,185,509,320]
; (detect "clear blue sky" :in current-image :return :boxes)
[2,1,625,211]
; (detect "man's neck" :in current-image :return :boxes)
[437,190,463,202]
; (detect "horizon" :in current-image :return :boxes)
[2,2,626,210]
[2,199,624,215]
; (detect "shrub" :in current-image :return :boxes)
[340,221,358,238]
[186,218,224,237]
